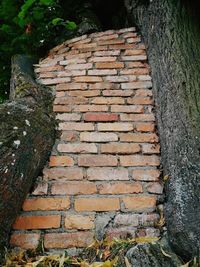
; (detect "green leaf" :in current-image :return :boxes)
[33,7,44,20]
[18,0,37,27]
[0,24,12,33]
[39,0,54,5]
[65,20,77,30]
[51,17,63,25]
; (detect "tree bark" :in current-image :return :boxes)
[124,0,200,261]
[0,55,55,261]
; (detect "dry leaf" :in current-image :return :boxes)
[160,247,172,258]
[125,257,132,267]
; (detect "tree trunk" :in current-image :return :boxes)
[124,0,200,261]
[0,55,55,261]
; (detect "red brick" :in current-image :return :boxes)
[142,144,160,154]
[92,97,125,105]
[94,50,120,56]
[57,70,86,77]
[44,232,93,249]
[120,133,158,143]
[65,215,94,229]
[60,131,79,142]
[87,167,129,181]
[118,27,136,33]
[75,197,120,211]
[35,65,63,73]
[132,169,160,181]
[111,105,144,113]
[121,55,147,61]
[67,90,100,97]
[103,90,133,97]
[99,182,143,194]
[120,68,149,75]
[127,62,149,68]
[127,97,153,105]
[78,155,118,166]
[22,197,70,211]
[49,156,74,167]
[135,89,153,96]
[100,143,140,154]
[57,143,97,153]
[109,44,134,50]
[80,132,118,142]
[135,122,155,132]
[98,123,133,132]
[56,113,81,121]
[59,122,94,131]
[39,72,56,78]
[56,83,87,91]
[73,105,108,112]
[54,96,88,105]
[124,49,146,56]
[122,196,157,211]
[39,78,71,85]
[65,63,93,70]
[121,81,152,89]
[98,39,125,45]
[122,32,137,38]
[43,167,83,180]
[105,75,136,82]
[83,113,118,122]
[74,76,103,82]
[89,82,120,90]
[10,233,40,249]
[95,62,124,69]
[120,155,160,166]
[94,34,118,41]
[71,43,96,50]
[60,58,86,65]
[13,215,60,230]
[56,91,65,97]
[53,105,72,113]
[51,181,97,195]
[120,114,155,122]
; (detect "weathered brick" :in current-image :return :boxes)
[67,90,100,97]
[53,105,72,113]
[56,83,87,91]
[89,82,120,90]
[54,96,88,105]
[124,49,146,56]
[83,113,118,122]
[120,155,160,166]
[57,70,86,77]
[114,214,139,227]
[142,144,160,154]
[79,45,107,52]
[39,72,56,78]
[99,182,143,194]
[109,44,133,50]
[106,227,136,240]
[105,75,136,82]
[127,62,149,68]
[98,123,133,132]
[51,181,97,195]
[135,89,153,96]
[94,50,120,56]
[31,181,48,195]
[88,69,117,76]
[122,196,157,211]
[120,133,158,143]
[64,35,88,45]
[89,56,117,62]
[65,215,94,230]
[111,105,144,113]
[98,39,125,45]
[49,156,74,167]
[118,27,136,33]
[146,182,163,194]
[138,75,152,81]
[122,32,137,38]
[91,97,125,105]
[132,169,160,181]
[59,122,94,131]
[135,122,155,132]
[87,167,129,181]
[74,76,103,82]
[80,132,118,142]
[13,215,60,229]
[60,58,86,65]
[10,233,40,249]
[94,33,118,41]
[121,81,152,89]
[56,113,81,121]
[120,114,155,122]
[75,197,120,211]
[78,155,118,166]
[121,55,147,61]
[22,197,70,211]
[96,62,124,69]
[127,97,153,105]
[44,232,93,248]
[103,90,133,97]
[57,143,97,153]
[35,65,63,73]
[100,143,140,154]
[73,105,108,112]
[56,91,65,98]
[71,43,96,50]
[43,167,83,180]
[60,131,79,142]
[39,77,71,85]
[120,68,149,75]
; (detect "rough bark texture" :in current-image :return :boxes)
[0,55,55,261]
[124,0,200,261]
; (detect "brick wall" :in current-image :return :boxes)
[10,27,163,252]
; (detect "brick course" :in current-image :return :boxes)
[11,27,162,252]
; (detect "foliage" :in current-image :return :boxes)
[0,0,77,103]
